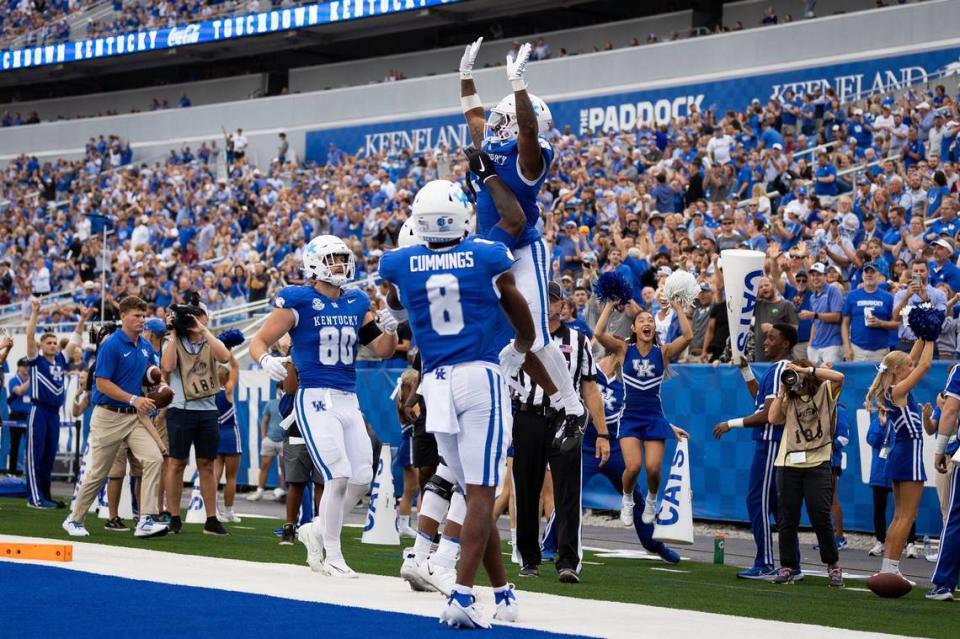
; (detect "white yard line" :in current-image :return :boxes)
[0,535,920,639]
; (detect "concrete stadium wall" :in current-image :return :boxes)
[0,0,955,168]
[0,73,267,122]
[289,0,880,93]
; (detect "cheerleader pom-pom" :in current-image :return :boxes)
[594,271,633,304]
[218,328,246,350]
[663,270,701,307]
[905,303,945,342]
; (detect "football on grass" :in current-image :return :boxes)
[866,572,912,598]
[147,385,174,409]
[144,365,162,386]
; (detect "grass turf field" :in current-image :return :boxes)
[1,498,957,638]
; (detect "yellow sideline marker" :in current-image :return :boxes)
[0,542,72,562]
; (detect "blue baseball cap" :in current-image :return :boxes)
[144,318,167,335]
[862,261,881,272]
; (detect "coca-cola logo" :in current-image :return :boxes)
[167,24,201,47]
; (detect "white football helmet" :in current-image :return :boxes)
[411,180,472,243]
[302,235,355,286]
[486,93,553,142]
[397,217,424,248]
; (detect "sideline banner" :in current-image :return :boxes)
[306,45,960,163]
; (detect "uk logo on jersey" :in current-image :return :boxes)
[633,359,655,377]
[276,296,285,308]
[600,386,616,411]
[141,348,148,357]
[312,400,326,412]
[312,299,325,311]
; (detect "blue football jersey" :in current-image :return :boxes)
[477,136,554,250]
[276,285,371,392]
[754,360,789,442]
[378,236,515,372]
[27,352,67,408]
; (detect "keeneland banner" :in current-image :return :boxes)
[306,45,960,163]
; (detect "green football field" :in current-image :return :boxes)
[1,498,957,638]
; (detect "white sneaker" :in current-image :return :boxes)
[298,521,325,572]
[217,509,242,523]
[246,488,264,502]
[62,517,89,537]
[322,554,358,578]
[620,494,634,527]
[640,494,658,525]
[440,593,490,629]
[399,525,417,540]
[868,541,884,557]
[417,556,456,596]
[493,586,519,622]
[401,550,430,592]
[273,487,287,500]
[925,552,939,563]
[134,515,169,538]
[905,543,920,559]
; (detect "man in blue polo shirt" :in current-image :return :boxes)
[799,263,845,364]
[63,295,168,539]
[931,238,960,294]
[841,262,896,361]
[814,153,838,200]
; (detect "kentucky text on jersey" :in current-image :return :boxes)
[378,236,514,373]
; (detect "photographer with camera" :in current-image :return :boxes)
[767,361,846,586]
[160,292,232,535]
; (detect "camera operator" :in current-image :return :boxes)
[767,361,846,586]
[160,294,232,535]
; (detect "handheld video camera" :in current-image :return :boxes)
[168,290,203,334]
[780,368,804,394]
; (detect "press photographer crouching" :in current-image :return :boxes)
[768,360,846,587]
[160,292,232,535]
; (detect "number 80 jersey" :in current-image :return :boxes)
[275,285,370,392]
[378,237,515,373]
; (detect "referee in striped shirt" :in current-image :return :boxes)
[512,282,609,582]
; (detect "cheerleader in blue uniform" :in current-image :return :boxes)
[865,340,934,579]
[214,356,242,523]
[594,298,692,527]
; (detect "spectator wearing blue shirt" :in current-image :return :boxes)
[63,296,168,538]
[799,263,844,364]
[840,263,895,361]
[813,153,838,199]
[892,260,948,352]
[652,172,677,213]
[759,120,784,150]
[929,197,959,239]
[926,171,950,217]
[881,206,906,265]
[6,356,30,475]
[902,128,925,171]
[847,109,872,148]
[931,238,960,294]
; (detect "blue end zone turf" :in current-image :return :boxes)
[0,561,585,638]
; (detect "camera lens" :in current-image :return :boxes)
[780,369,800,390]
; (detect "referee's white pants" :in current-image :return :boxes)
[294,388,373,485]
[424,362,511,489]
[511,238,551,351]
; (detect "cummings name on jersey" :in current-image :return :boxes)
[409,252,476,272]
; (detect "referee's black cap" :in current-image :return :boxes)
[548,282,564,301]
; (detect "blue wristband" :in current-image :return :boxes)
[487,225,518,250]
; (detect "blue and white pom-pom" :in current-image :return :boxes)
[663,270,701,307]
[903,303,945,342]
[218,328,246,350]
[594,271,633,304]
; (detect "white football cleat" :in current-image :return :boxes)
[273,487,287,500]
[905,543,920,559]
[620,494,634,527]
[440,593,491,629]
[133,515,169,538]
[246,488,264,501]
[493,586,519,622]
[641,494,658,525]
[298,521,325,572]
[62,517,90,537]
[418,557,456,596]
[868,541,884,557]
[399,525,418,540]
[401,550,431,592]
[322,555,358,579]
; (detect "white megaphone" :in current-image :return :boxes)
[653,437,694,545]
[720,249,766,364]
[186,470,207,524]
[361,447,400,545]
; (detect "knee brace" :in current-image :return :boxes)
[425,468,456,502]
[446,490,467,526]
[419,486,451,524]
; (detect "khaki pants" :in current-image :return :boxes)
[852,345,889,362]
[71,406,164,521]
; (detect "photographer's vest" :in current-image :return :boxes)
[778,382,835,468]
[176,338,219,401]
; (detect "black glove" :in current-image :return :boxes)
[464,146,498,183]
